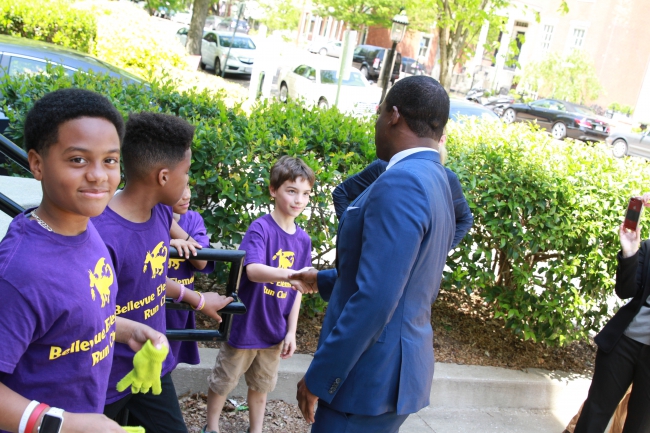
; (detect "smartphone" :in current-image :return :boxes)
[623,197,643,231]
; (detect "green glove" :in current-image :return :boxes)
[123,427,146,433]
[116,340,169,395]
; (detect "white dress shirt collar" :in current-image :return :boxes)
[385,147,437,170]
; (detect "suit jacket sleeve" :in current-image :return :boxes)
[615,240,648,299]
[445,168,473,248]
[332,160,387,220]
[317,269,338,302]
[305,168,433,403]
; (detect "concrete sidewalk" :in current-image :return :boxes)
[172,348,591,433]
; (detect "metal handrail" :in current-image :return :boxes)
[0,134,30,175]
[165,247,246,342]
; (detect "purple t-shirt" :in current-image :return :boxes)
[0,213,117,417]
[92,204,175,404]
[166,210,215,367]
[229,214,312,349]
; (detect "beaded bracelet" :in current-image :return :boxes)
[18,400,39,433]
[25,403,49,433]
[174,284,186,304]
[192,292,206,311]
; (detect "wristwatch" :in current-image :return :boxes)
[38,407,64,433]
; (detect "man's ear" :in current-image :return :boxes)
[388,106,401,125]
[158,168,170,187]
[269,185,277,199]
[28,149,44,181]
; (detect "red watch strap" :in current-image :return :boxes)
[25,403,49,433]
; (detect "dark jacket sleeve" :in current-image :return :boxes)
[445,168,473,248]
[594,240,649,353]
[332,160,388,220]
[615,240,648,299]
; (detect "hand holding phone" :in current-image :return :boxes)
[623,197,643,231]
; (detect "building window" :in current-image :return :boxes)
[419,35,431,58]
[540,24,554,52]
[570,27,586,51]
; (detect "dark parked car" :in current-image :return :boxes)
[607,128,650,159]
[216,18,249,34]
[401,56,424,75]
[501,98,610,142]
[352,44,401,83]
[0,35,144,84]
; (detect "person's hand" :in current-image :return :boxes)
[642,193,650,206]
[170,238,202,258]
[61,412,126,433]
[289,268,319,294]
[281,332,296,359]
[620,222,641,258]
[200,292,234,323]
[296,376,318,424]
[124,322,168,353]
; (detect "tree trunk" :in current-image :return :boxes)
[187,0,211,55]
[438,28,454,91]
[145,0,156,16]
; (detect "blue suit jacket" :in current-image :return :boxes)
[332,159,473,248]
[305,151,455,416]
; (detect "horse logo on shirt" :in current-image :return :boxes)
[273,249,295,269]
[168,258,184,270]
[89,257,114,308]
[143,241,168,278]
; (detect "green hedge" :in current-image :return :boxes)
[0,0,97,53]
[444,118,650,345]
[2,67,650,345]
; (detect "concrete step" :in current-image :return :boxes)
[402,407,569,433]
[172,348,590,417]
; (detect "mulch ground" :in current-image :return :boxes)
[182,280,597,430]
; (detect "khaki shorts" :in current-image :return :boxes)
[207,342,283,396]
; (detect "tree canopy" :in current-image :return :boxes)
[517,51,603,105]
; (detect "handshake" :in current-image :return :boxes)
[288,267,319,294]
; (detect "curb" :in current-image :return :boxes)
[172,348,590,411]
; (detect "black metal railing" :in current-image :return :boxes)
[0,133,31,176]
[0,133,246,342]
[165,247,246,342]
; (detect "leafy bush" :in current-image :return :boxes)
[0,0,97,53]
[444,118,650,345]
[3,68,650,344]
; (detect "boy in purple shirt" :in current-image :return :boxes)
[167,183,215,368]
[204,156,315,433]
[93,112,233,432]
[0,89,167,433]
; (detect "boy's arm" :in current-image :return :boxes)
[115,317,168,352]
[188,257,208,270]
[246,263,294,283]
[281,292,302,359]
[165,277,233,322]
[0,382,125,433]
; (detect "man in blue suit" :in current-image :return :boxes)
[289,76,455,432]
